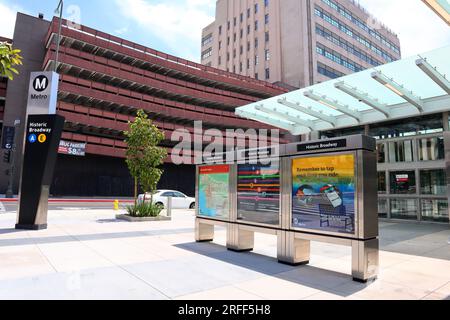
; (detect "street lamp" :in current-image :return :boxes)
[54,0,64,72]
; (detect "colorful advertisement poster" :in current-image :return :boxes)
[292,154,356,234]
[198,165,230,219]
[237,162,280,225]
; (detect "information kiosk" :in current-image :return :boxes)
[195,135,378,282]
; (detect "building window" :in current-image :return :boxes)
[247,8,251,18]
[218,56,222,65]
[265,0,269,7]
[240,62,243,72]
[255,73,259,80]
[233,65,236,73]
[421,199,449,223]
[255,38,259,48]
[255,55,259,65]
[265,68,270,79]
[265,14,269,24]
[247,25,251,34]
[369,113,443,139]
[377,143,385,163]
[390,199,418,220]
[240,29,243,38]
[247,59,250,69]
[202,33,213,47]
[240,45,243,54]
[227,21,230,30]
[378,172,386,194]
[233,33,236,42]
[247,41,251,51]
[265,31,270,42]
[420,169,446,196]
[265,49,270,61]
[227,52,230,61]
[317,62,344,79]
[233,49,236,58]
[255,20,258,31]
[390,171,416,195]
[234,17,237,26]
[378,198,388,218]
[418,137,445,161]
[255,3,258,14]
[201,48,213,60]
[227,37,230,45]
[388,140,414,163]
[240,13,244,23]
[219,25,222,35]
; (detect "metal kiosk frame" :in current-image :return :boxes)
[195,135,379,283]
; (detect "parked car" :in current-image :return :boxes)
[138,190,196,209]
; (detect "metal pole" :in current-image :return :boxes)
[54,0,63,73]
[5,120,21,198]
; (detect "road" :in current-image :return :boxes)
[0,200,134,213]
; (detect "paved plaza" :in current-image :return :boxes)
[0,208,449,300]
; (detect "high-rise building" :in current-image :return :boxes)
[201,0,401,88]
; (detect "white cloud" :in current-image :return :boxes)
[116,0,215,62]
[0,1,20,39]
[115,26,129,35]
[358,0,450,57]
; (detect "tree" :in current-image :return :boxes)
[124,110,167,206]
[0,42,22,80]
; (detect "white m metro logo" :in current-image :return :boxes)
[33,75,49,92]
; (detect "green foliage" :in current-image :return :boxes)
[126,202,163,218]
[124,109,167,203]
[0,42,23,80]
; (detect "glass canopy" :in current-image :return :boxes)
[236,45,450,135]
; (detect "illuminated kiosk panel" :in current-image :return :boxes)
[237,160,280,226]
[198,165,230,220]
[292,153,356,236]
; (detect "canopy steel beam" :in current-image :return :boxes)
[416,58,450,95]
[254,105,316,131]
[277,98,337,127]
[371,71,424,112]
[334,81,391,118]
[303,91,362,122]
[235,109,304,135]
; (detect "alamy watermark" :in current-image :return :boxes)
[171,121,281,165]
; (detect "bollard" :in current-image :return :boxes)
[166,196,172,217]
[113,200,119,211]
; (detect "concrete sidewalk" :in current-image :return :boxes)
[0,209,449,300]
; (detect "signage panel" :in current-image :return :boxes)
[292,153,356,235]
[16,114,65,230]
[237,161,280,225]
[26,71,59,115]
[1,126,15,150]
[198,165,230,219]
[58,140,86,156]
[297,139,347,152]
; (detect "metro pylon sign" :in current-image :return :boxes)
[16,71,65,230]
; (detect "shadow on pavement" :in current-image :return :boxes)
[176,242,368,297]
[379,222,450,261]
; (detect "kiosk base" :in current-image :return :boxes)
[228,248,254,253]
[15,224,47,231]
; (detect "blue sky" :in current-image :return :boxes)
[0,0,449,62]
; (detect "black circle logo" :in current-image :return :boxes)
[33,75,49,92]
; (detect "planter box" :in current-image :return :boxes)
[116,214,171,222]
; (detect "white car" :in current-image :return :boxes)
[138,190,196,209]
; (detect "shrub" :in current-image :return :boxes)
[126,202,163,218]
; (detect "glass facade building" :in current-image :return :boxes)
[321,112,449,224]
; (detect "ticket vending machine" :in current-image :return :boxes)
[195,135,379,282]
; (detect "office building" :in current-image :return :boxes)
[201,0,401,88]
